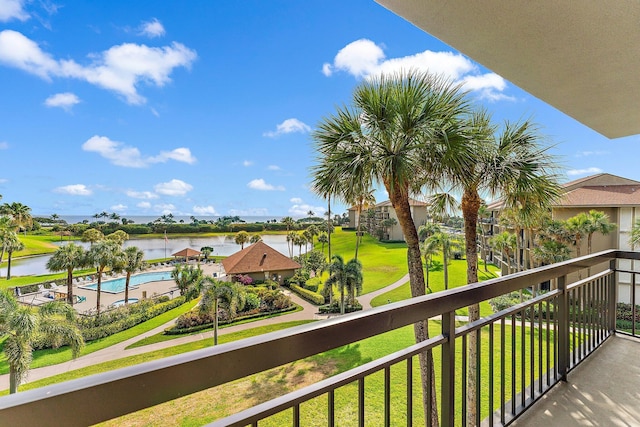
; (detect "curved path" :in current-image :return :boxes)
[0,275,410,390]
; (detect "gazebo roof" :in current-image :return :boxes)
[222,241,301,275]
[171,248,201,258]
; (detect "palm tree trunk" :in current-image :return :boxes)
[462,188,481,426]
[214,298,219,345]
[9,366,18,394]
[67,268,74,305]
[387,187,438,426]
[125,273,131,304]
[340,286,345,314]
[96,270,103,314]
[327,198,333,305]
[6,251,12,280]
[443,248,449,290]
[355,204,362,260]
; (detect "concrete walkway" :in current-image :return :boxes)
[0,275,409,390]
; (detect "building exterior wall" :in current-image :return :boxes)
[244,268,297,285]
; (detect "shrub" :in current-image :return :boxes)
[318,300,363,314]
[290,284,325,305]
[244,293,261,311]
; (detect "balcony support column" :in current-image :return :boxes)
[441,311,456,426]
[557,275,569,382]
[609,259,617,333]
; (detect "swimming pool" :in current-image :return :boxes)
[80,271,173,294]
[111,298,139,307]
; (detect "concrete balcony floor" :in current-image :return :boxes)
[511,334,640,426]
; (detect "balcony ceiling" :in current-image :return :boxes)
[375,1,640,139]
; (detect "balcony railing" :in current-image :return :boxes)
[1,250,639,426]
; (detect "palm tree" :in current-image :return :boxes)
[311,70,469,422]
[565,212,591,278]
[350,188,376,260]
[0,202,32,235]
[317,232,328,254]
[0,290,84,393]
[106,230,129,246]
[286,231,297,257]
[200,246,214,260]
[0,215,13,265]
[491,231,517,275]
[171,264,203,300]
[306,225,320,248]
[426,231,456,290]
[86,240,122,314]
[630,219,640,249]
[344,258,363,307]
[420,237,439,291]
[325,255,349,315]
[429,110,560,422]
[121,247,145,304]
[199,278,245,345]
[584,210,616,275]
[46,243,86,304]
[81,228,104,246]
[234,231,250,249]
[4,233,24,280]
[281,216,296,232]
[249,234,262,244]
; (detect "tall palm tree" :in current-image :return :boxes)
[565,212,591,278]
[4,233,24,280]
[86,240,122,314]
[0,215,13,265]
[490,231,517,275]
[325,255,349,315]
[0,290,84,393]
[199,278,245,345]
[46,243,86,304]
[344,258,364,307]
[350,188,376,260]
[317,232,328,254]
[0,202,32,235]
[281,216,296,232]
[584,210,616,275]
[311,70,469,422]
[286,231,297,257]
[429,110,560,423]
[121,246,145,304]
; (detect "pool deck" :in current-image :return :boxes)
[18,262,226,313]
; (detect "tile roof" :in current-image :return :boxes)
[559,185,640,207]
[221,241,301,275]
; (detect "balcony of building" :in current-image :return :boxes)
[2,250,640,426]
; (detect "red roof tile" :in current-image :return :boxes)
[222,241,301,275]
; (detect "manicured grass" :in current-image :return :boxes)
[98,321,555,426]
[370,255,501,317]
[315,228,409,294]
[126,304,304,348]
[1,320,314,396]
[0,299,199,374]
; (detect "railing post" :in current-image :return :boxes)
[610,259,617,333]
[441,311,456,426]
[557,275,569,382]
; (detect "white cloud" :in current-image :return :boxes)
[150,107,160,117]
[137,201,151,209]
[154,179,193,196]
[193,205,218,215]
[243,160,253,167]
[267,164,281,171]
[567,167,603,176]
[154,203,176,214]
[576,150,609,157]
[0,0,29,22]
[247,178,285,191]
[0,141,7,149]
[82,135,196,167]
[228,208,270,216]
[0,30,196,104]
[324,38,510,101]
[263,118,311,138]
[54,184,92,196]
[126,190,158,199]
[44,92,80,111]
[288,199,326,217]
[0,178,8,184]
[111,204,127,212]
[139,18,165,38]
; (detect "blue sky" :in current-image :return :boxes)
[0,1,637,219]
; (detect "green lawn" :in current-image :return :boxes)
[370,255,501,317]
[315,228,409,294]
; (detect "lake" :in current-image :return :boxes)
[0,235,303,278]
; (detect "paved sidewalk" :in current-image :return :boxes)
[0,276,410,390]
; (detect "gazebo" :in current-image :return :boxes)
[171,248,202,262]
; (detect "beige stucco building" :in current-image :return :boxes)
[347,198,428,241]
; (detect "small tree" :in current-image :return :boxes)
[0,290,84,393]
[121,246,145,304]
[234,231,250,249]
[171,264,203,300]
[46,243,86,305]
[200,278,246,345]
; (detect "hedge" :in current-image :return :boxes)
[80,296,186,341]
[290,284,325,305]
[164,305,298,335]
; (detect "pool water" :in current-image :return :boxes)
[81,271,173,294]
[112,298,139,307]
